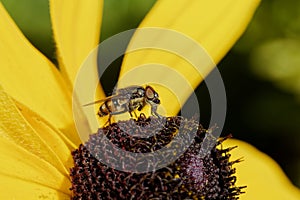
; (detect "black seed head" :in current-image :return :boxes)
[70,116,245,199]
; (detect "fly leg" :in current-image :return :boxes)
[129,111,138,119]
[97,111,111,127]
[128,102,138,119]
[133,103,145,118]
[137,104,145,111]
[151,104,162,118]
[107,110,127,124]
[102,115,111,127]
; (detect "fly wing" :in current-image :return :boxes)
[83,86,142,107]
[82,96,115,106]
[115,85,139,95]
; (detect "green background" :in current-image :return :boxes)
[2,0,300,187]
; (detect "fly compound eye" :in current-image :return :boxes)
[145,86,155,100]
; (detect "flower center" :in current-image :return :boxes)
[70,116,245,199]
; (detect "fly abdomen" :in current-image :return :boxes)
[98,103,110,117]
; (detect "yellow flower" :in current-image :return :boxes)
[0,0,299,199]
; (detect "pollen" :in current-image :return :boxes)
[70,115,245,199]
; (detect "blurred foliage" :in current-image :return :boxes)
[1,0,300,187]
[100,0,156,41]
[99,0,156,94]
[251,39,300,99]
[222,0,300,187]
[1,0,55,62]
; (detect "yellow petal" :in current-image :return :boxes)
[14,100,76,168]
[119,0,260,115]
[0,137,70,197]
[72,52,108,134]
[223,139,300,200]
[0,87,71,175]
[0,175,70,199]
[0,3,79,143]
[50,0,104,87]
[50,0,107,131]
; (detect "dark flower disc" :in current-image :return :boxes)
[70,116,245,199]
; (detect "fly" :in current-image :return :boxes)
[83,85,161,124]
